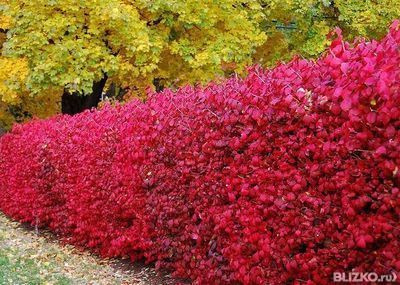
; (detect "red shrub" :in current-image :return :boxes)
[1,22,400,284]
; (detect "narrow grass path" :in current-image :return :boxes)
[0,213,172,285]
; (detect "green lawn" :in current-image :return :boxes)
[0,249,70,285]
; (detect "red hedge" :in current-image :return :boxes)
[1,23,400,284]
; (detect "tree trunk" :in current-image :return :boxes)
[61,75,108,115]
[153,78,165,92]
[105,83,128,102]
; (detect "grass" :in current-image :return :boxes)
[0,213,173,285]
[0,249,70,285]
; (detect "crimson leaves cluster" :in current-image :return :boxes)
[1,22,400,285]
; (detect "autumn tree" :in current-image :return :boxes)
[0,0,266,116]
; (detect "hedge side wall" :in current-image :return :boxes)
[1,23,400,284]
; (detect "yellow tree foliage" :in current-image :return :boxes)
[0,12,60,129]
[1,0,266,94]
[0,56,61,128]
[0,0,399,129]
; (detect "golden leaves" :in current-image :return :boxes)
[0,57,28,103]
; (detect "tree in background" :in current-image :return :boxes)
[0,0,399,129]
[0,4,60,127]
[0,0,266,120]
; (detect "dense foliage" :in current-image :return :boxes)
[1,22,399,284]
[1,0,400,128]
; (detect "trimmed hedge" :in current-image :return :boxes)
[1,22,400,284]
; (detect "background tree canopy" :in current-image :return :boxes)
[0,0,399,128]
